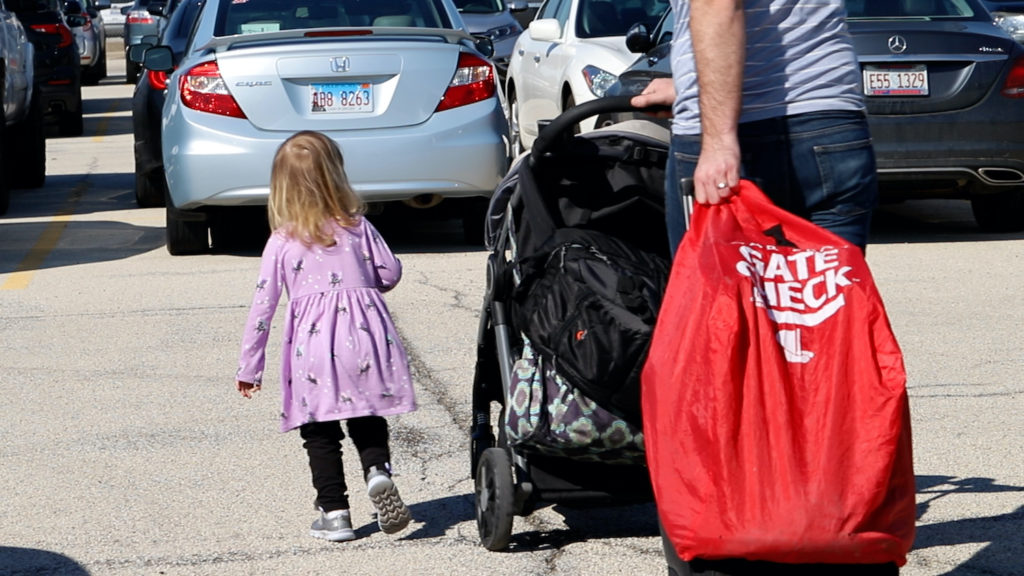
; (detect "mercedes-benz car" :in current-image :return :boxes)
[607,0,1024,233]
[146,0,509,254]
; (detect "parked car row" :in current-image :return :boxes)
[600,0,1024,233]
[124,0,1024,255]
[0,0,46,214]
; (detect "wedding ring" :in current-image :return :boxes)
[716,181,727,189]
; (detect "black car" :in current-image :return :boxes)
[8,0,85,136]
[608,0,1024,233]
[129,0,200,207]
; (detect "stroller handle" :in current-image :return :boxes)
[531,95,671,159]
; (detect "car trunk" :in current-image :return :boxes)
[211,34,463,132]
[849,21,1017,115]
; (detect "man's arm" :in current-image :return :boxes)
[690,0,745,204]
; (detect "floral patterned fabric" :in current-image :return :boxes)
[505,335,645,465]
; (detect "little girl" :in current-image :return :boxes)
[235,130,415,542]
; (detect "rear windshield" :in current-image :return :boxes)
[214,0,454,35]
[845,0,982,19]
[453,0,506,14]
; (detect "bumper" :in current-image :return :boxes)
[868,106,1024,197]
[163,101,509,210]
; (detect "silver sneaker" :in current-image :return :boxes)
[366,468,412,534]
[310,508,356,542]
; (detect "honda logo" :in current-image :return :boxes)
[330,56,351,73]
[887,35,908,54]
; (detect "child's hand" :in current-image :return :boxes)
[236,380,261,399]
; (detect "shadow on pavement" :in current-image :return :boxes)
[869,200,1024,245]
[914,475,1024,576]
[0,547,89,575]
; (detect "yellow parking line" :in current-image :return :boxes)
[2,96,120,290]
[1,183,87,290]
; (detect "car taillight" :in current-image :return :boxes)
[30,22,74,49]
[179,61,246,118]
[1002,56,1024,98]
[435,52,495,112]
[126,10,154,24]
[82,15,92,32]
[147,68,169,91]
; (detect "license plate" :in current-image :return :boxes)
[310,83,374,113]
[863,65,929,96]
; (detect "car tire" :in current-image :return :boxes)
[134,168,166,208]
[970,188,1024,233]
[83,55,106,85]
[6,90,46,189]
[166,204,210,255]
[508,86,524,159]
[125,58,139,84]
[0,106,9,216]
[58,106,84,137]
[563,92,580,136]
[461,197,489,246]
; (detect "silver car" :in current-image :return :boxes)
[149,0,509,254]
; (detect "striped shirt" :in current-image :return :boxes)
[670,0,865,135]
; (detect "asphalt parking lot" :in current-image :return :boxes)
[0,38,1021,576]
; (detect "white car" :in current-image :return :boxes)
[505,0,668,154]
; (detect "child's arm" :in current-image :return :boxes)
[236,234,286,389]
[365,221,402,292]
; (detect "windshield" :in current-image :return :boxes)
[845,0,982,19]
[453,0,504,14]
[214,0,454,35]
[576,0,669,39]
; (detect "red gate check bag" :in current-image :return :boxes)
[642,181,916,565]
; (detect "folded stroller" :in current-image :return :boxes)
[470,97,672,551]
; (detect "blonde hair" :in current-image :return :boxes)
[268,131,365,246]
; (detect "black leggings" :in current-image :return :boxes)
[299,416,391,512]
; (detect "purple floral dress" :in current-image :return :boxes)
[237,218,416,432]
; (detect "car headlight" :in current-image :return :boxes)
[992,12,1024,43]
[484,23,522,42]
[582,65,619,98]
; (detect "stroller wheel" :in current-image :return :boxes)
[475,447,515,551]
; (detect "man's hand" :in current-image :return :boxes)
[631,78,676,118]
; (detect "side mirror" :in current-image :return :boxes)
[128,35,158,63]
[527,18,561,42]
[473,35,494,59]
[65,13,87,27]
[142,44,174,72]
[148,1,167,16]
[625,22,653,54]
[508,0,528,12]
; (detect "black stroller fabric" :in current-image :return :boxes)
[499,126,671,429]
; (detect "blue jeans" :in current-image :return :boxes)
[665,110,878,255]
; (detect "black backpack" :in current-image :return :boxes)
[512,226,670,426]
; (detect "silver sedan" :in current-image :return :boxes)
[149,0,509,254]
